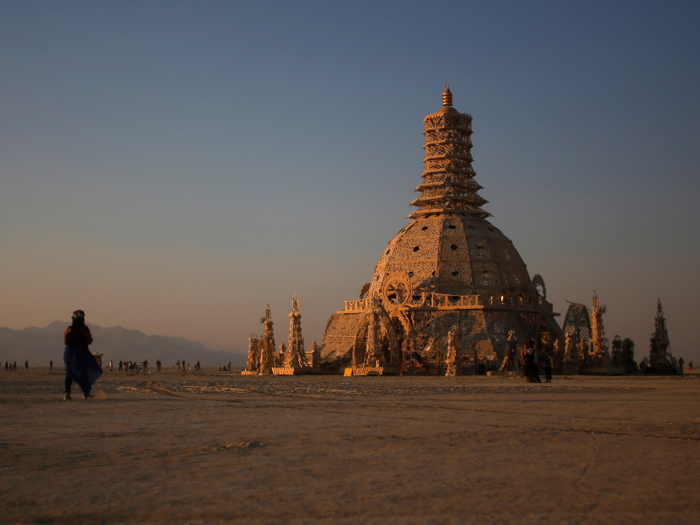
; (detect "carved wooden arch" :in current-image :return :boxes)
[531,274,546,306]
[563,303,591,342]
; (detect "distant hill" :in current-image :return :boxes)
[0,322,246,367]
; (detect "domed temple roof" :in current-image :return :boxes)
[320,85,562,368]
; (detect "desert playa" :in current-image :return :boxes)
[1,370,699,524]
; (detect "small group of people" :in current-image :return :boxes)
[4,361,19,371]
[521,339,553,384]
[176,360,201,372]
[218,362,232,371]
[118,360,138,372]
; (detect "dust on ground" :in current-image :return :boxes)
[1,369,699,524]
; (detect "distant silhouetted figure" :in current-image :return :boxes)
[50,360,53,372]
[63,310,102,400]
[109,360,113,371]
[4,361,8,372]
[156,359,161,372]
[25,360,28,371]
[13,361,17,371]
[118,360,123,372]
[542,344,553,383]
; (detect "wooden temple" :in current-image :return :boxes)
[319,85,564,375]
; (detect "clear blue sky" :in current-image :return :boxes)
[2,1,699,363]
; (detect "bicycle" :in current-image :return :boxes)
[126,362,150,376]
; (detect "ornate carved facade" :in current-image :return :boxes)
[320,85,563,370]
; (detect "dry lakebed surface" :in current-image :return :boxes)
[1,369,699,524]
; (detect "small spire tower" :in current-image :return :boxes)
[287,294,306,366]
[409,83,489,219]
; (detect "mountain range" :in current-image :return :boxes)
[0,321,246,367]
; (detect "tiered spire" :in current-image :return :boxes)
[287,294,307,367]
[409,83,490,219]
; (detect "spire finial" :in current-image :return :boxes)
[442,82,453,107]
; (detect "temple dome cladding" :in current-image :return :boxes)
[320,84,563,367]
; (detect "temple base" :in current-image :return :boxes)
[351,365,399,376]
[272,366,321,376]
[578,366,626,376]
[644,366,683,375]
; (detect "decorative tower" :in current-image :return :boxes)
[647,299,680,373]
[258,305,276,375]
[247,334,259,372]
[363,294,384,367]
[319,86,563,373]
[409,83,489,219]
[287,294,306,367]
[589,290,609,365]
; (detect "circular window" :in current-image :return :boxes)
[408,272,414,278]
[450,244,458,250]
[451,270,459,277]
[449,225,456,230]
[477,245,484,250]
[421,226,428,231]
[413,246,420,252]
[469,226,476,230]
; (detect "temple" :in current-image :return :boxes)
[319,85,563,373]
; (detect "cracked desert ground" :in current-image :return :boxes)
[1,370,699,524]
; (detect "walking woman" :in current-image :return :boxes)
[63,310,102,400]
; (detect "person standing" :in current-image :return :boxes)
[50,360,53,372]
[63,310,103,400]
[25,360,29,371]
[13,361,17,371]
[4,361,8,372]
[529,340,542,384]
[542,343,553,383]
[156,359,161,372]
[521,342,532,382]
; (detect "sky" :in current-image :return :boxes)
[1,1,699,363]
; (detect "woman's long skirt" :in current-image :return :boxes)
[63,345,103,396]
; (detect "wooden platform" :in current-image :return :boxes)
[487,370,520,378]
[272,366,321,376]
[351,365,400,376]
